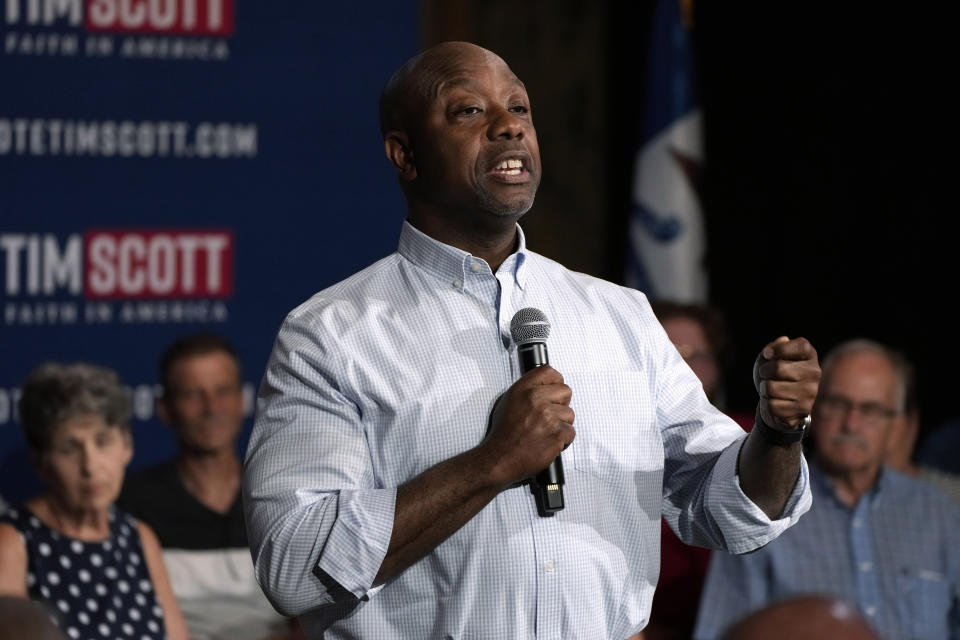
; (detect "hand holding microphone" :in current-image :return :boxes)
[483,308,573,515]
[503,308,572,516]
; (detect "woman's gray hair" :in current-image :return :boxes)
[18,362,131,454]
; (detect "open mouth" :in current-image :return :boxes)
[493,158,524,176]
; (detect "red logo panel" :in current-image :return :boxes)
[84,0,235,36]
[84,229,233,299]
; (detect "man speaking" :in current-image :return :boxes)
[242,41,820,639]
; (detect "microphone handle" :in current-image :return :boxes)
[518,341,548,370]
[517,341,565,516]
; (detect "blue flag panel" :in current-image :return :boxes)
[626,0,707,303]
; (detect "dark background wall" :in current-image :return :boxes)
[423,2,954,440]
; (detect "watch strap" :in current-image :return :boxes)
[754,412,810,445]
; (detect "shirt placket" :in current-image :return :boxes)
[849,496,880,625]
[493,258,563,639]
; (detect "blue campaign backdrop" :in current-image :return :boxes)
[0,2,418,502]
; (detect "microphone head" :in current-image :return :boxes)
[510,307,551,345]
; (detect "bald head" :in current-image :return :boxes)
[379,41,517,137]
[378,39,541,238]
[0,597,67,640]
[722,596,878,640]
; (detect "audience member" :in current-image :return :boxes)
[694,338,960,640]
[883,359,960,505]
[0,362,189,640]
[0,595,68,640]
[646,300,751,640]
[916,416,960,475]
[720,595,878,640]
[650,300,753,428]
[118,333,298,640]
[242,41,820,639]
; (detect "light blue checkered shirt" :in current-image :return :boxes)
[243,221,811,639]
[694,462,960,640]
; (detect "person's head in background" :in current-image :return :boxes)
[0,596,67,640]
[882,352,919,473]
[158,332,245,459]
[720,595,878,640]
[810,338,907,503]
[650,300,730,407]
[19,362,133,519]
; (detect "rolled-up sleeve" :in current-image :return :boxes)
[242,309,396,617]
[705,434,810,554]
[654,317,811,555]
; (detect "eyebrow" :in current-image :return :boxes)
[433,74,527,98]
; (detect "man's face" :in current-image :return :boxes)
[160,351,245,455]
[812,351,900,476]
[408,47,542,222]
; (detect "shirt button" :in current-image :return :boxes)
[852,518,862,528]
[452,278,463,288]
[860,562,873,572]
[865,606,877,617]
[470,261,483,273]
[544,560,555,573]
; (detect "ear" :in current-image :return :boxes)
[883,412,909,468]
[384,131,417,181]
[155,395,172,426]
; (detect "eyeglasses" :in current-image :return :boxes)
[816,394,898,426]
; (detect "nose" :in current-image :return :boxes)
[79,442,95,476]
[839,405,867,432]
[199,390,218,414]
[487,106,524,141]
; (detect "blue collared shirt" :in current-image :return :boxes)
[243,221,811,639]
[694,462,960,640]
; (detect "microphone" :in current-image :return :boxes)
[510,307,565,517]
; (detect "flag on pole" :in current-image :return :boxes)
[625,0,706,303]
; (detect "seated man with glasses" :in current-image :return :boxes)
[694,338,960,640]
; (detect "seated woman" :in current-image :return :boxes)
[0,362,189,640]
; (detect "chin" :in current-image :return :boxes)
[823,452,874,474]
[66,494,114,514]
[502,195,536,216]
[478,189,536,218]
[187,442,230,456]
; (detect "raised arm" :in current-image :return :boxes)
[738,336,821,518]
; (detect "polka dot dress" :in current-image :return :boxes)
[0,505,168,640]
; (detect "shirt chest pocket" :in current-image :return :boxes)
[563,370,662,481]
[896,569,953,640]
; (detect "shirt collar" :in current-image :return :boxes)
[397,220,529,291]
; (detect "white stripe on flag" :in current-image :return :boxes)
[628,108,706,302]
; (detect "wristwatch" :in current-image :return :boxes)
[755,413,811,445]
